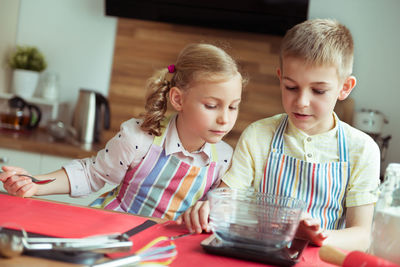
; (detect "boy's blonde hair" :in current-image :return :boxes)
[141,43,246,136]
[280,19,354,81]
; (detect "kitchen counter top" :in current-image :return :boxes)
[0,128,105,159]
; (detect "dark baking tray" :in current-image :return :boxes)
[201,235,309,266]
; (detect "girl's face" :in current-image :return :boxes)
[278,56,355,135]
[172,73,242,152]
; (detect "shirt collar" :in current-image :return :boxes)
[287,113,339,139]
[164,114,212,161]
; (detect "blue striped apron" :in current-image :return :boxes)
[91,116,219,220]
[260,115,350,230]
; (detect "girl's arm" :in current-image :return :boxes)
[0,165,70,197]
[176,181,229,233]
[323,204,374,251]
[35,168,71,195]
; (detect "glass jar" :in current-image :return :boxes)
[369,163,400,264]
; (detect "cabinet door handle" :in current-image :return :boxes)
[0,157,9,163]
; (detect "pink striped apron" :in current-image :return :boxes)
[260,115,350,230]
[91,117,219,220]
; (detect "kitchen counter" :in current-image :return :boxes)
[0,128,105,159]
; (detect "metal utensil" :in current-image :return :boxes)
[0,171,55,185]
[169,232,193,240]
[14,174,56,185]
[91,235,177,267]
[0,231,132,258]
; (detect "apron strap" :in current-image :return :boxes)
[337,120,348,162]
[271,115,288,152]
[153,115,174,146]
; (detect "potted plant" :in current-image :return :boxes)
[8,45,47,98]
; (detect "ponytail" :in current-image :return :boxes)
[140,69,173,136]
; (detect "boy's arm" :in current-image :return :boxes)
[221,125,258,189]
[323,204,374,251]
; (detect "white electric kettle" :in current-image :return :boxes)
[353,109,388,135]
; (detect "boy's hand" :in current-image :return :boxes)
[176,200,211,234]
[295,213,328,246]
[0,165,38,197]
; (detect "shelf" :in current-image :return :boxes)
[0,92,62,106]
[0,92,67,122]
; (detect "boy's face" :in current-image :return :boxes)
[277,56,355,135]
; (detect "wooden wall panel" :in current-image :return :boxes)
[106,18,353,147]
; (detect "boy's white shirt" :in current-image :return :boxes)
[64,114,233,197]
[222,113,380,207]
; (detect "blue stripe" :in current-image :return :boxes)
[327,164,337,229]
[279,157,289,195]
[331,163,342,229]
[296,161,303,200]
[265,154,273,192]
[321,164,329,226]
[271,154,281,193]
[326,166,334,229]
[129,150,169,214]
[305,163,312,206]
[272,115,286,151]
[287,158,295,196]
[311,164,320,221]
[278,116,288,150]
[173,167,207,220]
[262,115,350,230]
[310,164,317,219]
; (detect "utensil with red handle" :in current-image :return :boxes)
[13,174,56,184]
[319,245,400,267]
[0,171,55,185]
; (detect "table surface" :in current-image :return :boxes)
[0,193,335,267]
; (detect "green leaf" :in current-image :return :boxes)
[8,45,47,72]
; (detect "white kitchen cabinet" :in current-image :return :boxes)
[0,148,41,197]
[0,148,41,174]
[0,148,115,206]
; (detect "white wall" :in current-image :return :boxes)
[309,0,400,170]
[14,0,117,116]
[0,0,20,93]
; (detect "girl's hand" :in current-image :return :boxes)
[295,213,328,246]
[0,166,38,197]
[176,200,211,234]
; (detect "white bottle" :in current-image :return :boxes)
[370,163,400,264]
[41,72,59,100]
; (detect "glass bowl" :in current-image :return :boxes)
[208,188,306,251]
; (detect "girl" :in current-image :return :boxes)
[0,43,245,220]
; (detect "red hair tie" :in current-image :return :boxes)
[167,64,175,73]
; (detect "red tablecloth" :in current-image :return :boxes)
[0,194,149,237]
[111,221,336,267]
[0,194,335,266]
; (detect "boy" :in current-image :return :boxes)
[177,19,380,251]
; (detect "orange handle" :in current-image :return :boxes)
[319,245,346,266]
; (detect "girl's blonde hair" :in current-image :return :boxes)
[280,19,354,81]
[141,43,245,136]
